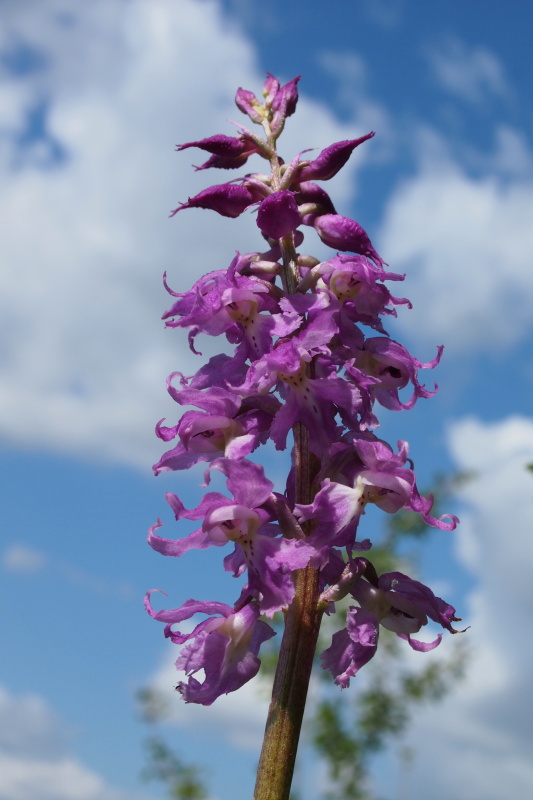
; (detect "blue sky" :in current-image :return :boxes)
[2,1,533,798]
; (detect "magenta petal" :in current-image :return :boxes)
[146,595,275,705]
[321,607,378,688]
[208,457,274,508]
[148,523,216,556]
[144,592,232,626]
[399,632,443,652]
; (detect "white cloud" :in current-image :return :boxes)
[379,125,533,353]
[1,542,133,598]
[426,38,509,104]
[361,0,407,28]
[381,415,533,799]
[0,686,68,759]
[0,686,153,800]
[0,0,379,471]
[2,543,46,573]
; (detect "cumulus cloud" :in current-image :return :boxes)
[0,0,378,471]
[0,686,153,800]
[1,542,133,598]
[381,415,533,799]
[425,37,509,104]
[378,125,533,353]
[2,543,46,573]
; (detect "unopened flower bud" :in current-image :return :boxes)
[257,191,301,239]
[263,72,280,105]
[270,76,301,136]
[314,213,386,267]
[298,133,375,182]
[235,87,264,124]
[170,183,261,219]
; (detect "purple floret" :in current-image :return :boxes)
[145,594,275,705]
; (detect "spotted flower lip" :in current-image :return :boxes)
[160,255,297,360]
[321,607,378,688]
[145,594,275,705]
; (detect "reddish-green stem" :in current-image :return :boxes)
[254,424,323,800]
[253,560,323,799]
[253,156,324,794]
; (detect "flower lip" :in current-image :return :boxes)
[204,504,262,543]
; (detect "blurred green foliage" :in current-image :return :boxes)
[141,735,209,800]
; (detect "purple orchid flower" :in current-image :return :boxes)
[321,607,379,688]
[162,254,300,360]
[153,384,279,473]
[295,435,457,556]
[235,309,370,456]
[145,594,275,705]
[294,182,337,227]
[235,87,264,124]
[148,458,314,617]
[314,254,411,331]
[321,568,460,687]
[263,73,280,105]
[348,337,443,410]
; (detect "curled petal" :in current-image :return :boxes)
[321,607,378,688]
[398,632,443,652]
[146,594,276,705]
